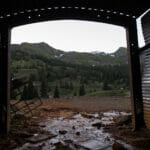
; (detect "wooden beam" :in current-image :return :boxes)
[126,20,145,130]
[5,7,131,28]
[0,24,11,134]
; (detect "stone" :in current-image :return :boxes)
[26,133,56,143]
[27,143,45,150]
[59,130,67,135]
[80,112,94,119]
[42,107,51,111]
[54,142,73,150]
[115,115,131,126]
[76,132,80,136]
[92,122,102,129]
[112,141,127,150]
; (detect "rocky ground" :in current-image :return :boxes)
[0,97,150,150]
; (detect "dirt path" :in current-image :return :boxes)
[41,97,131,113]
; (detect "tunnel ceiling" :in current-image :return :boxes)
[0,0,149,18]
[0,0,149,28]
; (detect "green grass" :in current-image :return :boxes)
[84,90,127,97]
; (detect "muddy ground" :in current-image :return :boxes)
[0,97,150,150]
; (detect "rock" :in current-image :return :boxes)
[80,113,94,119]
[64,140,73,143]
[54,142,73,150]
[112,141,127,150]
[59,130,67,135]
[115,115,131,126]
[39,123,46,128]
[103,126,111,130]
[42,107,51,111]
[26,133,56,143]
[72,126,76,130]
[76,132,80,136]
[92,122,102,129]
[27,143,45,150]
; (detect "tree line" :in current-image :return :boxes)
[11,46,129,100]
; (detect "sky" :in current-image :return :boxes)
[11,19,144,53]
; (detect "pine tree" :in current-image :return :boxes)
[27,80,36,99]
[21,74,38,100]
[103,81,110,90]
[33,87,39,98]
[54,85,59,98]
[73,91,77,96]
[11,89,18,99]
[40,79,48,98]
[79,84,85,96]
[64,81,69,89]
[69,82,74,90]
[21,85,28,100]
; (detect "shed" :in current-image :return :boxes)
[0,0,150,134]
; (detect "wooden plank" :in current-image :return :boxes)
[126,20,145,130]
[0,23,11,134]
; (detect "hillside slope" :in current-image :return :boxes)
[11,42,128,66]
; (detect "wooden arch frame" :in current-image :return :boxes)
[0,4,148,134]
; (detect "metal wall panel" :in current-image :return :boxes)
[141,11,150,129]
[141,49,150,129]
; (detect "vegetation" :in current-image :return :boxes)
[53,85,60,98]
[79,84,86,96]
[10,42,129,99]
[21,78,38,100]
[40,78,48,98]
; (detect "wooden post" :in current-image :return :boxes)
[126,20,145,130]
[0,24,11,134]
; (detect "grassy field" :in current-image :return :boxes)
[84,90,127,97]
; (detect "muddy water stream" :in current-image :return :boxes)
[17,111,133,150]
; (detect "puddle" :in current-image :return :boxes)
[16,111,133,150]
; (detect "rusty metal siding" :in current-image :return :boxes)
[141,49,150,129]
[141,11,150,129]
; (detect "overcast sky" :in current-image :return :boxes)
[11,20,144,53]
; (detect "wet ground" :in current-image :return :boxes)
[1,98,150,150]
[16,111,133,150]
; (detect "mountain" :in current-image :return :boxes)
[11,42,128,66]
[10,42,129,96]
[113,47,127,57]
[11,42,64,59]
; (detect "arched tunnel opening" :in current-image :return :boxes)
[0,3,150,149]
[8,20,133,150]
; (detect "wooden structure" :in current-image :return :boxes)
[10,77,42,116]
[0,0,149,133]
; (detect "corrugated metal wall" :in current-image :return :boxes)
[141,11,150,129]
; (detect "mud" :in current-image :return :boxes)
[16,111,133,150]
[1,98,150,150]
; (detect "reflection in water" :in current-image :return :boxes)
[17,111,133,150]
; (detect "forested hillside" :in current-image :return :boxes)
[10,42,129,99]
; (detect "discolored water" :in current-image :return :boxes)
[16,111,133,150]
